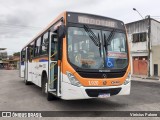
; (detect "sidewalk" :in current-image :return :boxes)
[131,74,160,83]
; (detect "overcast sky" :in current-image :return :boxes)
[0,0,160,55]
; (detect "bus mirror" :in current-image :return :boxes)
[58,25,66,39]
[51,34,57,42]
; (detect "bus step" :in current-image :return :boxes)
[50,91,57,96]
[48,89,56,92]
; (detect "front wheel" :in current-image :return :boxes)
[42,74,57,101]
[24,70,31,85]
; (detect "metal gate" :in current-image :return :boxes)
[133,57,148,75]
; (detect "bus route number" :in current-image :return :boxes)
[88,81,99,86]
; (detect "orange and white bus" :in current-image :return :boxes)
[20,11,131,100]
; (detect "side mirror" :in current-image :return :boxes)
[51,34,57,42]
[58,25,66,39]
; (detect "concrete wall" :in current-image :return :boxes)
[150,20,160,76]
[151,20,160,46]
[151,46,160,76]
[126,20,148,52]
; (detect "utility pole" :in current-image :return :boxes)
[147,15,151,77]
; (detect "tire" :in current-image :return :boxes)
[42,74,57,101]
[25,79,32,85]
[24,70,31,85]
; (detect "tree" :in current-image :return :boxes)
[13,52,20,56]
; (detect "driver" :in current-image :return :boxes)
[79,42,88,59]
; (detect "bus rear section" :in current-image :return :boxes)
[20,11,131,100]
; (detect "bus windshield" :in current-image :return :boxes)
[67,26,128,70]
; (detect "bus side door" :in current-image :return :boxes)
[20,48,26,78]
[49,33,59,92]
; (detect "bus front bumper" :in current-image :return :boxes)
[61,81,131,100]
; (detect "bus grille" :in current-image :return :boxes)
[78,72,125,78]
[85,88,121,97]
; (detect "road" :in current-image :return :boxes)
[0,70,160,119]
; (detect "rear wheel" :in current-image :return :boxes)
[24,70,32,85]
[24,79,32,85]
[42,74,57,101]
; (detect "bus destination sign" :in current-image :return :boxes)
[67,12,125,29]
[78,16,117,28]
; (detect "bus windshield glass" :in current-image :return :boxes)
[67,26,128,70]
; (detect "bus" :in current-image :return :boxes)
[20,11,131,100]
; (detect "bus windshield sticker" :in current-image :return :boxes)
[106,58,114,68]
[107,51,127,59]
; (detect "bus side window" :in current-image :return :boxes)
[41,32,49,55]
[21,49,25,61]
[21,49,25,65]
[27,42,34,62]
[35,37,42,56]
[30,46,33,58]
[51,34,58,60]
[30,42,35,59]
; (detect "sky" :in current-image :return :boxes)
[0,0,160,55]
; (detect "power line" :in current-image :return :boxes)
[151,16,160,18]
[0,25,41,30]
[0,22,42,29]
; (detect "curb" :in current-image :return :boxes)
[131,75,159,80]
[146,77,159,80]
[131,76,160,83]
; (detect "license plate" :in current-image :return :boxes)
[98,93,110,98]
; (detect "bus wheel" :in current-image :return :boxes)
[24,70,31,85]
[25,79,32,85]
[42,75,57,101]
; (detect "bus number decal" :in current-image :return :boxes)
[88,81,99,86]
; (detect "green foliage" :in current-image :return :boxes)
[13,52,20,56]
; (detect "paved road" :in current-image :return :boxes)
[0,70,160,119]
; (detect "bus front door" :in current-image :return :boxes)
[48,33,60,96]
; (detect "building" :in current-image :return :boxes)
[0,48,8,69]
[0,48,20,70]
[126,18,160,77]
[6,56,20,70]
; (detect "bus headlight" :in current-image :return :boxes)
[124,72,131,85]
[66,71,81,87]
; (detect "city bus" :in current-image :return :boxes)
[20,11,131,100]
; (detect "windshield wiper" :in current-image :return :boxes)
[84,25,102,57]
[103,30,115,68]
[84,25,100,47]
[103,29,115,50]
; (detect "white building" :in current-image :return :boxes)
[126,18,160,77]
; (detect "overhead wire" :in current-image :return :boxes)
[0,22,42,29]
